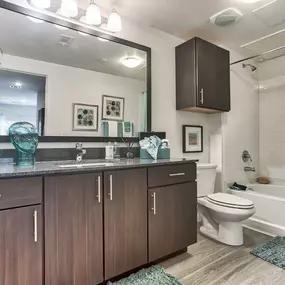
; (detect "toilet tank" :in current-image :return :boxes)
[197,163,217,197]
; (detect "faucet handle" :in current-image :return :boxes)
[82,149,87,155]
[76,142,83,150]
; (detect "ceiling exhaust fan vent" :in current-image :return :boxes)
[210,8,243,27]
[58,34,74,47]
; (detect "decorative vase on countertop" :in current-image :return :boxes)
[8,122,39,166]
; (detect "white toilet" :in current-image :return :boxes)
[197,163,255,246]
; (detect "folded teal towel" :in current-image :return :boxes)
[124,121,131,133]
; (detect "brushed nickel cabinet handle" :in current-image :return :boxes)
[33,210,38,243]
[169,173,185,177]
[108,175,113,201]
[96,176,101,203]
[151,192,156,215]
[200,88,204,104]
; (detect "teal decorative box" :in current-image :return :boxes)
[140,148,170,159]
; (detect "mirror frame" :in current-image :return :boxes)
[0,1,151,143]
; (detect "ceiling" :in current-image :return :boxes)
[0,69,46,106]
[0,6,147,81]
[3,0,285,60]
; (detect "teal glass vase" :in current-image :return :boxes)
[9,122,39,166]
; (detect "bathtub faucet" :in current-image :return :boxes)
[244,166,256,172]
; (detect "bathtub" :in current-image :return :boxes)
[230,184,285,236]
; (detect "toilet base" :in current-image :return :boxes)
[200,222,244,246]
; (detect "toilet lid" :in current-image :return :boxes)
[207,193,254,209]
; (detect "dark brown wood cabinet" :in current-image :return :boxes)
[176,37,230,113]
[0,162,197,284]
[148,182,197,262]
[104,168,148,279]
[0,205,42,285]
[44,173,103,285]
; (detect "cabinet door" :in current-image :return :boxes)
[196,38,230,111]
[104,168,147,279]
[45,173,103,285]
[0,205,42,285]
[148,182,197,262]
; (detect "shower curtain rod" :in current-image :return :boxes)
[230,45,285,65]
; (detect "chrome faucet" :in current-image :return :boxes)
[76,143,86,163]
[244,166,256,172]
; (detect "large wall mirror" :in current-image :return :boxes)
[0,2,151,141]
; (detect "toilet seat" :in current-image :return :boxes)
[206,193,254,210]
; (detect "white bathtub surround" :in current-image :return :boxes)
[231,183,285,236]
[222,52,259,189]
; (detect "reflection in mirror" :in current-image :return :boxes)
[0,7,148,137]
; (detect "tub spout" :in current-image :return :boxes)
[244,166,256,172]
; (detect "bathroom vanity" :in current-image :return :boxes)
[0,159,197,285]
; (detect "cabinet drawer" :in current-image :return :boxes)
[148,163,196,187]
[0,177,42,210]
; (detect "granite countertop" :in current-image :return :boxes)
[0,158,198,178]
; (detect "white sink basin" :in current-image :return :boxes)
[58,163,114,168]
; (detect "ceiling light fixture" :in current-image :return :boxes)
[121,56,142,68]
[29,0,51,9]
[86,0,101,25]
[61,0,78,18]
[97,37,109,42]
[107,9,122,32]
[54,25,69,30]
[15,82,22,87]
[78,31,89,36]
[27,16,44,23]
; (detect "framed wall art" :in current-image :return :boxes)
[182,125,203,153]
[102,95,125,121]
[73,103,99,131]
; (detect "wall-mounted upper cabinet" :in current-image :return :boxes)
[176,37,230,113]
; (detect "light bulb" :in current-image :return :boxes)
[86,1,101,25]
[27,16,44,23]
[107,9,122,32]
[30,0,51,9]
[121,56,142,68]
[61,0,78,17]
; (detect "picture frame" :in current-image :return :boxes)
[182,125,203,153]
[72,103,99,131]
[102,95,125,121]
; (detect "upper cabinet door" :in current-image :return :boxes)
[176,37,230,113]
[196,38,230,111]
[0,205,42,285]
[44,173,103,285]
[104,168,148,280]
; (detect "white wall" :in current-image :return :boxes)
[258,56,285,173]
[221,53,259,187]
[1,54,145,137]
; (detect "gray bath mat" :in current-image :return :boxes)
[107,265,181,285]
[251,236,285,269]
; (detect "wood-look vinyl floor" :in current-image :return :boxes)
[161,228,285,285]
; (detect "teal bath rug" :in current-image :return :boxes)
[107,265,182,285]
[251,236,285,269]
